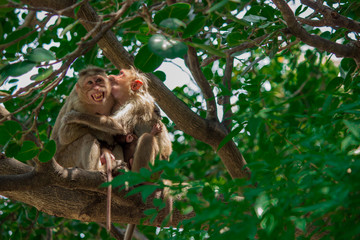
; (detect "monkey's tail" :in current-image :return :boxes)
[104,152,113,232]
[124,224,136,240]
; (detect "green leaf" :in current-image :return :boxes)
[182,16,206,38]
[148,34,188,59]
[0,120,22,145]
[217,125,242,151]
[154,3,191,25]
[134,44,164,72]
[340,58,356,72]
[135,33,151,43]
[206,0,229,13]
[187,42,226,58]
[154,70,166,81]
[127,184,159,203]
[15,141,39,162]
[60,20,79,37]
[326,77,343,92]
[5,61,36,77]
[5,141,21,158]
[30,66,54,81]
[227,32,243,46]
[38,140,56,162]
[26,48,56,63]
[159,18,186,30]
[344,120,360,139]
[243,14,267,23]
[2,27,32,45]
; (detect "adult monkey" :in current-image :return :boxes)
[50,67,125,231]
[64,68,173,240]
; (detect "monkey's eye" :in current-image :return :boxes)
[95,78,103,83]
[87,80,93,85]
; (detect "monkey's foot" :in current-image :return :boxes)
[112,160,130,175]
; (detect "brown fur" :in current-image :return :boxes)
[63,68,173,239]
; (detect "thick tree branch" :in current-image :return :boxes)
[186,46,218,120]
[301,0,360,32]
[272,0,360,63]
[0,155,193,225]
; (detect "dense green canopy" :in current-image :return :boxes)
[1,0,360,239]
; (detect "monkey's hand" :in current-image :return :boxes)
[151,122,162,136]
[100,147,115,166]
[125,133,138,143]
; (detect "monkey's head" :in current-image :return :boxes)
[76,67,112,105]
[109,67,149,102]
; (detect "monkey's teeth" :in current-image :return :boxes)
[92,93,104,102]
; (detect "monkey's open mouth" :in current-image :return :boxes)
[91,92,104,102]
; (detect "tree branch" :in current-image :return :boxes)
[301,0,360,32]
[186,46,218,120]
[221,55,234,131]
[201,34,269,67]
[0,155,193,225]
[272,0,360,64]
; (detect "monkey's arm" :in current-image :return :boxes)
[58,122,93,145]
[63,110,129,135]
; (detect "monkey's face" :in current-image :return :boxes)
[76,74,111,105]
[109,69,134,100]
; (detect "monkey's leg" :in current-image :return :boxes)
[55,133,101,170]
[124,134,160,240]
[131,133,159,172]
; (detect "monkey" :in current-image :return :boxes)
[50,67,127,232]
[51,66,127,170]
[63,68,173,240]
[63,68,172,166]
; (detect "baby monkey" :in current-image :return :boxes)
[64,68,172,240]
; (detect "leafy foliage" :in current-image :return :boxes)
[1,0,360,239]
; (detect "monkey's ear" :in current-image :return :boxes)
[131,80,143,91]
[75,83,80,93]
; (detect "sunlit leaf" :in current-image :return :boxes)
[148,34,188,59]
[30,67,54,81]
[243,14,267,23]
[5,61,36,77]
[26,48,56,63]
[159,18,186,30]
[134,44,164,72]
[60,20,79,37]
